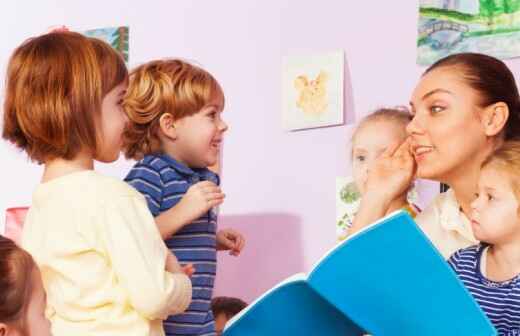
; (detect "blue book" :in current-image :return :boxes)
[222,210,496,336]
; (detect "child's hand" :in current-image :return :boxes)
[181,264,196,277]
[216,228,245,256]
[177,181,225,223]
[166,250,196,276]
[364,138,416,203]
[165,250,183,274]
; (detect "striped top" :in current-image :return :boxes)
[125,154,218,336]
[448,244,520,335]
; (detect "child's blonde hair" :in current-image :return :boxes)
[482,140,520,203]
[351,106,411,151]
[122,59,222,160]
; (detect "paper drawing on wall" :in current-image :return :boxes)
[336,177,419,241]
[418,0,520,65]
[283,51,344,130]
[83,26,129,63]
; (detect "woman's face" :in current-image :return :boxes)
[408,66,489,182]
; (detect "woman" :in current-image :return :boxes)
[350,53,520,258]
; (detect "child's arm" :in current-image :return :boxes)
[102,196,193,320]
[155,181,225,239]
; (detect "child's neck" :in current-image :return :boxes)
[162,144,191,168]
[42,150,94,183]
[486,241,520,282]
[385,195,409,216]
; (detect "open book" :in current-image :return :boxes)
[223,210,496,335]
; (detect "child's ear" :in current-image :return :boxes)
[482,102,509,137]
[0,323,9,336]
[159,113,177,140]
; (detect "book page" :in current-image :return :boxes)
[309,209,404,275]
[224,273,307,330]
[305,210,496,335]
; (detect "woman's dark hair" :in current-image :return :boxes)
[425,53,520,140]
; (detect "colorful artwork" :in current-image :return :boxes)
[282,51,344,131]
[83,26,129,63]
[336,177,419,241]
[418,0,520,65]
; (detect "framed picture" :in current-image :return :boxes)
[418,1,520,65]
[282,51,344,131]
[83,26,129,63]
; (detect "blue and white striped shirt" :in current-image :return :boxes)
[448,244,520,336]
[125,154,218,336]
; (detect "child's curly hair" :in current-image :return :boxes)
[482,140,520,204]
[122,59,222,160]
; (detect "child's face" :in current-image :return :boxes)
[214,313,228,336]
[4,269,51,336]
[25,269,51,336]
[352,120,407,195]
[173,89,228,168]
[96,82,128,163]
[470,165,520,244]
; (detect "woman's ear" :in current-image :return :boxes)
[159,113,177,140]
[482,102,509,137]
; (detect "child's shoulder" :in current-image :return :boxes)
[454,244,482,257]
[128,154,184,179]
[138,154,171,170]
[449,244,483,266]
[88,171,142,199]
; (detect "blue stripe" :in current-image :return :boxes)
[449,245,520,335]
[125,154,219,336]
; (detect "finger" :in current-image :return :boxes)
[223,228,237,237]
[206,196,226,206]
[394,137,412,158]
[381,140,402,158]
[204,190,224,198]
[201,186,222,194]
[182,264,196,277]
[237,236,246,251]
[194,181,217,188]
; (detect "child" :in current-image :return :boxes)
[2,32,192,336]
[211,296,247,336]
[123,59,246,336]
[0,235,51,336]
[338,107,420,239]
[448,141,520,335]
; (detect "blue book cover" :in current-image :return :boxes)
[223,210,496,336]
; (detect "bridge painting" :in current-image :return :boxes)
[417,0,520,65]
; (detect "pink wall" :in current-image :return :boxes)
[3,1,520,304]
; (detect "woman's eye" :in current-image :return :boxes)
[430,105,445,114]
